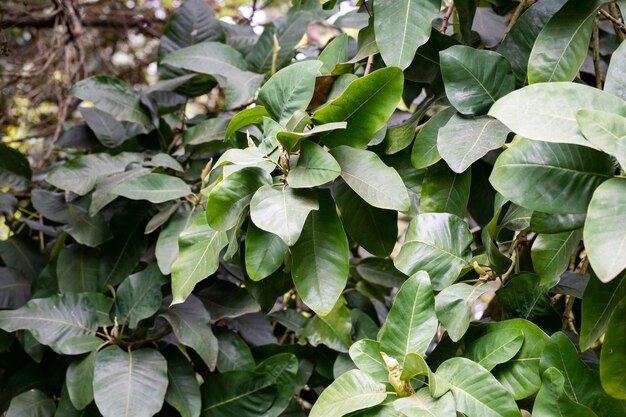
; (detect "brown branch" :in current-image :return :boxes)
[592,16,602,89]
[0,14,161,36]
[440,1,455,34]
[600,8,626,37]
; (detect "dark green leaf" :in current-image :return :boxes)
[411,107,455,169]
[533,368,598,417]
[440,46,515,115]
[200,371,275,417]
[112,173,191,204]
[530,212,586,234]
[435,283,490,342]
[497,273,558,323]
[216,329,255,372]
[356,258,407,288]
[464,329,524,371]
[6,389,55,417]
[600,297,626,399]
[183,117,230,147]
[165,350,201,417]
[66,351,96,410]
[287,141,341,189]
[0,267,31,309]
[531,230,582,286]
[115,264,166,329]
[420,161,471,219]
[490,139,614,214]
[156,209,190,275]
[245,222,288,281]
[301,299,352,352]
[0,143,31,191]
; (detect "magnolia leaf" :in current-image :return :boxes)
[600,297,626,399]
[576,109,626,169]
[463,329,524,371]
[435,283,490,342]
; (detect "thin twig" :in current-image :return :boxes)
[600,8,626,36]
[271,33,280,75]
[364,55,374,76]
[592,16,603,89]
[440,1,455,34]
[507,0,534,32]
[607,4,626,43]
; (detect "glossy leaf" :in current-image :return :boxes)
[287,141,341,188]
[0,293,111,354]
[312,67,404,148]
[540,332,625,416]
[309,369,386,417]
[332,179,398,257]
[576,110,626,168]
[216,329,255,372]
[165,350,201,417]
[395,213,473,290]
[66,351,96,410]
[604,40,626,101]
[530,212,586,234]
[440,46,515,115]
[349,339,389,383]
[533,368,598,417]
[584,179,626,282]
[488,82,626,147]
[245,222,288,281]
[490,139,614,214]
[225,106,270,140]
[435,357,521,417]
[527,0,605,83]
[393,389,456,417]
[200,370,276,417]
[330,146,410,212]
[435,283,490,342]
[171,214,228,304]
[497,273,557,323]
[258,60,322,122]
[161,295,218,371]
[380,271,438,365]
[580,272,626,351]
[600,297,626,399]
[249,185,319,246]
[464,329,524,371]
[301,299,352,352]
[531,229,583,286]
[255,353,299,417]
[292,193,349,316]
[156,209,190,275]
[6,389,55,417]
[69,76,151,127]
[356,258,407,288]
[420,161,471,219]
[112,173,191,204]
[115,264,166,329]
[374,0,440,70]
[437,115,509,173]
[411,107,455,169]
[93,346,168,417]
[207,167,272,231]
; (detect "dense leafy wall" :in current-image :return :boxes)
[0,0,625,416]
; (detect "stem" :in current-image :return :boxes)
[600,7,626,41]
[363,55,374,76]
[592,16,603,89]
[440,1,455,34]
[271,33,281,76]
[507,0,534,32]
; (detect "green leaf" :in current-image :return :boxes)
[576,109,626,169]
[199,280,260,320]
[497,0,568,85]
[80,107,136,148]
[225,106,270,140]
[435,357,521,417]
[301,298,352,352]
[395,213,473,290]
[440,46,515,115]
[393,389,456,417]
[245,222,288,281]
[486,319,549,399]
[330,146,410,212]
[605,40,626,101]
[69,76,151,127]
[319,34,349,75]
[380,271,437,365]
[411,107,455,169]
[156,209,190,275]
[254,353,299,417]
[164,350,201,417]
[531,230,583,286]
[276,122,348,153]
[89,167,151,215]
[0,143,31,191]
[527,0,606,83]
[540,332,625,416]
[249,185,319,246]
[373,0,440,70]
[292,193,349,316]
[206,167,271,231]
[161,295,219,371]
[349,339,389,383]
[533,368,598,417]
[464,329,524,372]
[530,212,586,234]
[435,283,490,342]
[0,293,111,354]
[356,258,407,288]
[580,272,626,351]
[171,214,228,304]
[0,267,31,309]
[420,161,471,219]
[259,60,322,123]
[287,141,341,188]
[600,297,626,399]
[93,346,168,417]
[200,371,275,417]
[312,67,404,148]
[497,273,557,323]
[115,264,166,329]
[309,369,386,417]
[66,351,96,410]
[57,246,100,293]
[216,329,255,372]
[47,152,142,196]
[438,115,509,173]
[490,139,614,214]
[183,117,230,147]
[332,179,398,257]
[488,82,626,147]
[584,178,626,282]
[111,173,191,204]
[6,389,55,417]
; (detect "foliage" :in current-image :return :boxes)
[1,0,626,416]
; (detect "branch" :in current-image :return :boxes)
[440,1,455,34]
